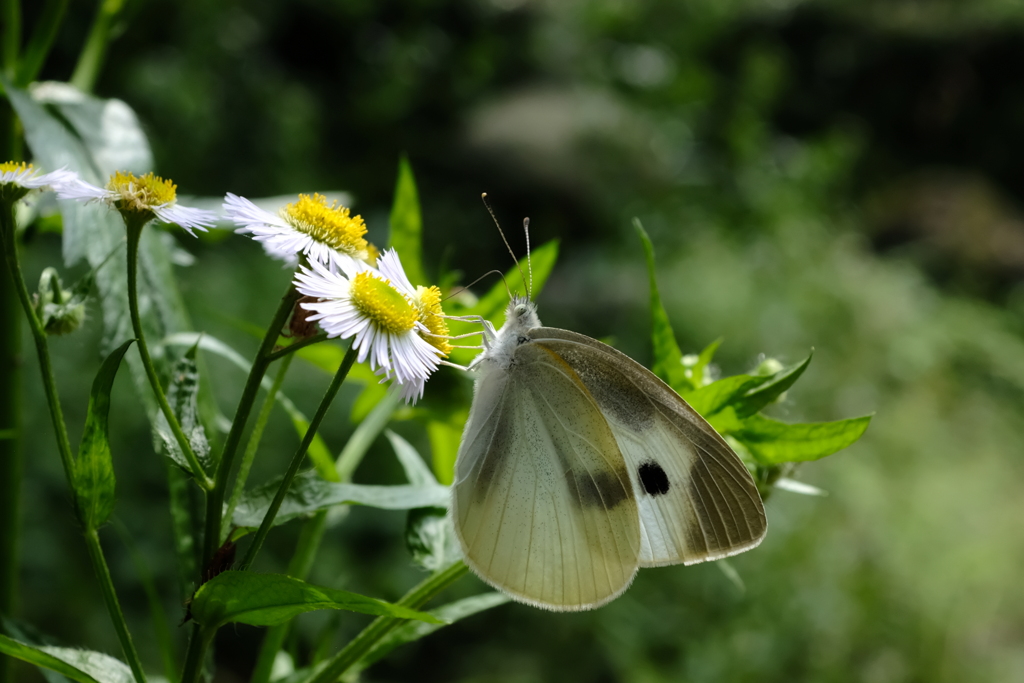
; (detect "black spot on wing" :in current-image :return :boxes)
[566,469,631,510]
[638,461,670,495]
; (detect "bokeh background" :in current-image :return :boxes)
[12,0,1024,681]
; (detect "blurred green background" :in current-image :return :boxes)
[11,0,1024,681]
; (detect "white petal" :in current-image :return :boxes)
[55,177,111,201]
[153,203,218,235]
[376,248,416,294]
[11,167,80,191]
[224,193,291,233]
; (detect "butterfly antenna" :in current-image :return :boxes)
[481,193,527,298]
[523,217,533,300]
[441,269,509,303]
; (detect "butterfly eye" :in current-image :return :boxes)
[514,304,527,316]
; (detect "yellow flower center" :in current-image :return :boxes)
[107,171,177,212]
[281,194,369,258]
[0,161,31,174]
[0,161,34,202]
[349,271,417,335]
[413,285,451,356]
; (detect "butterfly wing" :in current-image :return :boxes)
[452,344,642,611]
[529,328,767,567]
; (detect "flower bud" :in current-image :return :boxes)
[34,267,87,336]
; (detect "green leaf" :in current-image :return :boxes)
[386,430,437,486]
[167,463,198,599]
[731,353,812,418]
[357,592,510,670]
[405,507,460,572]
[774,478,828,496]
[349,371,390,423]
[155,344,211,475]
[683,353,812,420]
[731,413,872,464]
[388,155,425,286]
[683,374,763,418]
[73,339,134,529]
[232,471,450,528]
[716,559,746,594]
[687,337,722,389]
[635,219,688,391]
[160,333,333,472]
[189,571,443,628]
[0,633,132,683]
[426,412,466,486]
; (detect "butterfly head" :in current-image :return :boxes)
[505,295,541,335]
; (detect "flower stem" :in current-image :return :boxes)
[250,510,329,683]
[0,0,19,74]
[179,623,213,683]
[200,284,299,569]
[308,561,470,683]
[1,202,74,483]
[264,331,327,363]
[2,205,146,682]
[238,344,358,570]
[124,220,214,490]
[0,210,22,683]
[183,345,355,683]
[221,352,294,540]
[82,529,148,683]
[250,389,400,683]
[15,0,69,85]
[69,0,126,93]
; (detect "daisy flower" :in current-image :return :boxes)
[0,161,78,203]
[293,250,447,401]
[57,170,217,235]
[375,248,452,357]
[357,250,452,404]
[225,192,373,270]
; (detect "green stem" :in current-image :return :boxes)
[201,284,299,569]
[82,529,147,683]
[124,219,213,490]
[221,352,294,539]
[1,201,74,483]
[69,0,126,93]
[184,345,354,683]
[0,0,19,75]
[238,345,357,570]
[178,623,212,683]
[308,562,469,683]
[3,205,146,682]
[16,0,69,85]
[251,388,400,683]
[0,217,21,683]
[111,519,178,683]
[264,332,327,363]
[250,510,329,683]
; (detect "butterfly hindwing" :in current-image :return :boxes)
[452,342,642,610]
[529,328,768,567]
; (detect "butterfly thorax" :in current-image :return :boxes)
[474,296,541,372]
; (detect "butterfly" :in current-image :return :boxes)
[451,294,767,611]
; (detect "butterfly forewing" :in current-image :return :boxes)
[529,328,767,567]
[453,344,642,610]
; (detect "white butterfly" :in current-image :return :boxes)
[451,295,767,611]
